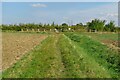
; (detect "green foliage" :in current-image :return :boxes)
[65,32,120,78]
[62,23,68,27]
[87,19,106,31]
[1,19,118,32]
[105,21,116,32]
[65,33,81,42]
[58,34,111,78]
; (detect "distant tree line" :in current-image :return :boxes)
[1,19,120,32]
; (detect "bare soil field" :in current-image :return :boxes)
[2,32,47,70]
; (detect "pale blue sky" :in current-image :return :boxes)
[2,2,118,25]
[2,0,119,2]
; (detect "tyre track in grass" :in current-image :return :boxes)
[44,34,65,78]
[57,34,86,78]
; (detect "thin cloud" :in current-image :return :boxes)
[100,12,118,17]
[31,3,47,8]
[106,13,118,17]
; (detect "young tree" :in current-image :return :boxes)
[105,21,115,32]
[61,23,68,31]
[87,19,105,32]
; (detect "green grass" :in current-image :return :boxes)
[57,34,111,78]
[80,32,119,41]
[2,32,120,78]
[3,34,65,78]
[65,32,120,78]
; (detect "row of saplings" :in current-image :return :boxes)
[1,19,120,32]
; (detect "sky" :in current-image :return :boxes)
[2,2,118,25]
[1,0,120,2]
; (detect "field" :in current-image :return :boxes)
[2,32,120,78]
[2,32,47,70]
[81,32,119,50]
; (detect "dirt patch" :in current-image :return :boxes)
[101,40,120,52]
[2,32,47,70]
[102,40,119,47]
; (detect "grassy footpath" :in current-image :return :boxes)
[64,32,120,78]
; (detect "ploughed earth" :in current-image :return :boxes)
[2,32,47,71]
[101,40,120,52]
